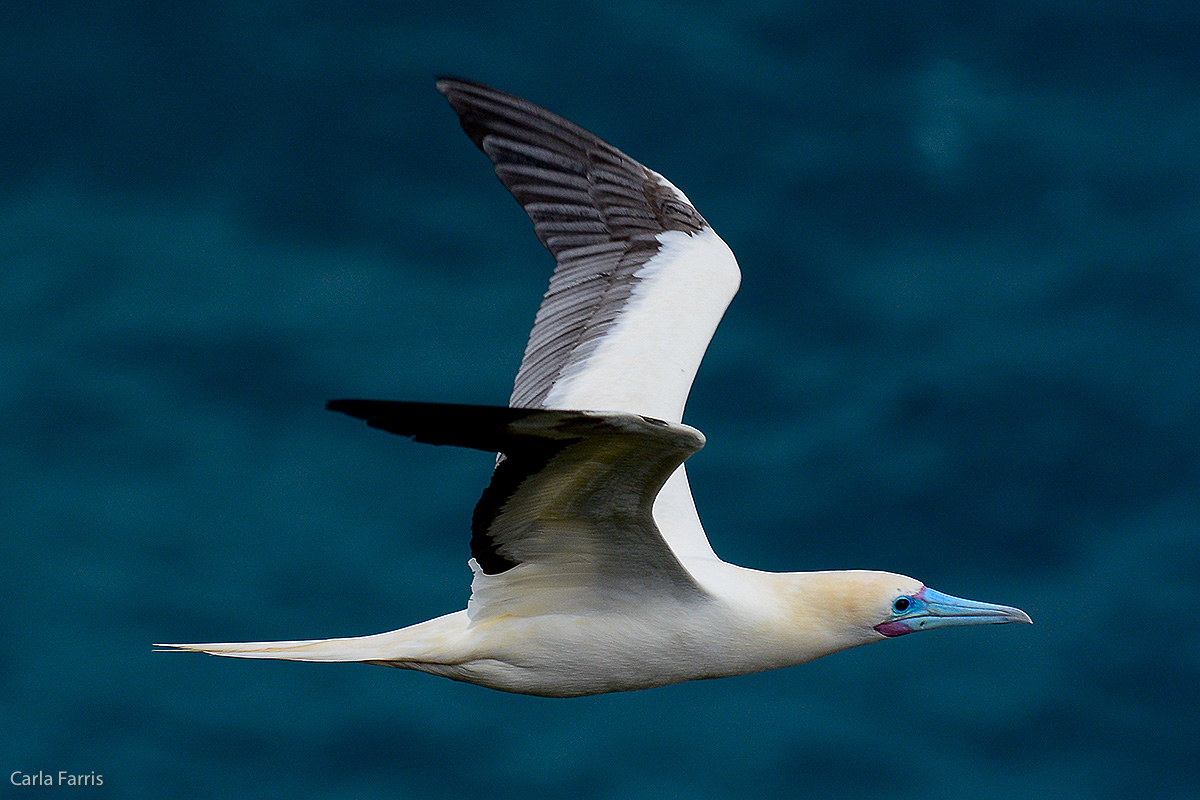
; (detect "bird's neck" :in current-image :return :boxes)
[722,568,903,667]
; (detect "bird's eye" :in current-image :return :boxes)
[893,597,911,613]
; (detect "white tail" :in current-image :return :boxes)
[156,610,470,664]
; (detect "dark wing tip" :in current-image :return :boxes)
[434,77,610,162]
[325,398,365,417]
[327,400,703,454]
[434,77,524,152]
[327,399,548,452]
[435,75,481,94]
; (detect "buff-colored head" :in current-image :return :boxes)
[779,570,1031,659]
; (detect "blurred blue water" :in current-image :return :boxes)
[3,3,1199,798]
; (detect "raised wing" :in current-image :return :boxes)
[328,400,710,616]
[436,78,741,425]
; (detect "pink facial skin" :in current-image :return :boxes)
[874,585,928,636]
[874,620,914,637]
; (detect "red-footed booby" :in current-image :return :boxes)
[159,79,1030,697]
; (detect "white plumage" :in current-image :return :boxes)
[159,79,1029,697]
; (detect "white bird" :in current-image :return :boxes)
[160,78,1030,697]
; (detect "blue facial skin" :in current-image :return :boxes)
[874,586,1032,637]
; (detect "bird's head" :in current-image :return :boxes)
[870,580,1032,637]
[782,571,1031,656]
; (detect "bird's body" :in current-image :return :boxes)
[161,79,1029,696]
[167,567,923,697]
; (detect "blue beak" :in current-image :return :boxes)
[875,586,1032,637]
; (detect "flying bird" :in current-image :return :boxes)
[160,78,1030,696]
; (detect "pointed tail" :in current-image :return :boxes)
[155,632,399,662]
[156,611,470,664]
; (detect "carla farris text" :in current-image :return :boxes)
[11,771,103,787]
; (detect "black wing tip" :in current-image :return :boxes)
[435,75,483,94]
[435,77,499,151]
[327,400,703,455]
[435,76,523,102]
[435,76,555,154]
[326,399,543,451]
[326,398,369,419]
[434,76,517,113]
[434,75,469,98]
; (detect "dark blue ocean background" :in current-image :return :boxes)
[4,2,1198,797]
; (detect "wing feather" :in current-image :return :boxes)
[436,80,741,566]
[436,78,737,417]
[328,400,709,613]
